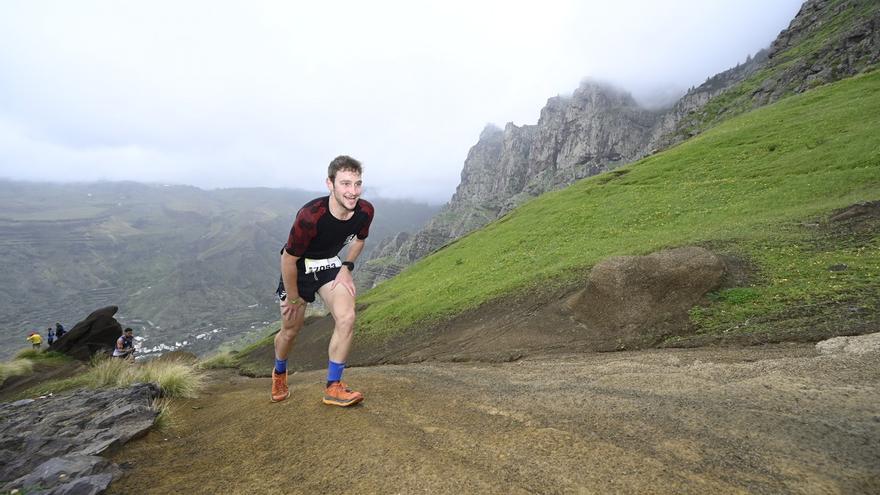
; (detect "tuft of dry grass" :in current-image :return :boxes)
[0,358,34,385]
[139,360,204,398]
[80,356,204,398]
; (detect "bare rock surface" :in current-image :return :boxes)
[1,383,159,494]
[816,332,880,355]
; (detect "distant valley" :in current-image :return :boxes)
[0,181,439,359]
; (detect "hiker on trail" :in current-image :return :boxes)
[47,327,55,346]
[55,322,65,339]
[272,155,374,407]
[26,332,42,350]
[112,327,136,360]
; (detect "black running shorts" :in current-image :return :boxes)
[275,267,341,303]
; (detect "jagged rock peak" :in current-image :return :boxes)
[543,80,641,109]
[479,123,503,140]
[574,79,639,105]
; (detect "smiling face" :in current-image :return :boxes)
[327,169,363,212]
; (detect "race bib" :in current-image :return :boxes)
[304,256,342,274]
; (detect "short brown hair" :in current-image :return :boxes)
[328,155,362,182]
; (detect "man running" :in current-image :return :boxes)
[112,327,136,360]
[272,155,374,407]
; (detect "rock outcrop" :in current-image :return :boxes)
[661,0,880,146]
[756,0,880,103]
[50,306,123,361]
[0,383,160,494]
[816,332,880,355]
[363,81,663,283]
[360,0,880,289]
[568,247,725,350]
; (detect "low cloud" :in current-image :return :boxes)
[0,0,803,203]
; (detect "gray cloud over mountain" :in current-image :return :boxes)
[0,0,803,203]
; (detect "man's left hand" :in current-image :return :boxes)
[331,266,357,297]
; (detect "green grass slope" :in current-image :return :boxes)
[357,70,880,341]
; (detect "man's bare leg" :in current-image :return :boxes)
[318,282,363,406]
[271,299,305,402]
[275,299,306,361]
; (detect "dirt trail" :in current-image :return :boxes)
[109,342,879,494]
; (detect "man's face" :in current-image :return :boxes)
[327,169,362,211]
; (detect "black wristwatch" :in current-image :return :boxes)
[341,261,355,272]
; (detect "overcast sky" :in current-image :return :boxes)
[0,0,804,203]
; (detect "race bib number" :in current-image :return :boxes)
[304,256,342,274]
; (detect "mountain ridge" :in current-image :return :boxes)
[359,0,880,288]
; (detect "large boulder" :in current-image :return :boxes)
[569,246,725,350]
[50,306,123,361]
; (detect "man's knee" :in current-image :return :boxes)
[279,318,303,339]
[333,310,356,332]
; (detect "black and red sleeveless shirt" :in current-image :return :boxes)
[281,196,374,263]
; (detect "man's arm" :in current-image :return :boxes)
[332,238,366,296]
[280,251,305,318]
[346,238,366,264]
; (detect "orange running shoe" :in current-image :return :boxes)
[322,381,364,407]
[271,369,290,402]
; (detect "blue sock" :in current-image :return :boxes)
[274,358,287,375]
[327,360,345,385]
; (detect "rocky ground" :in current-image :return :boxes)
[108,335,879,494]
[1,383,160,494]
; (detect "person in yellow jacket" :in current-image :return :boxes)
[26,332,42,350]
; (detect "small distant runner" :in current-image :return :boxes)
[272,155,374,407]
[26,332,42,350]
[112,327,136,360]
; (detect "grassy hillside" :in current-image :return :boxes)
[676,0,880,140]
[356,70,880,341]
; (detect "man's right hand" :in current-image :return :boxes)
[280,295,305,319]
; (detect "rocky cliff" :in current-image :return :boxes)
[360,0,880,289]
[661,0,880,145]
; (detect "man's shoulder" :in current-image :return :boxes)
[357,199,375,216]
[297,196,329,216]
[301,196,328,209]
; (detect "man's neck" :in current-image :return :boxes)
[328,196,355,220]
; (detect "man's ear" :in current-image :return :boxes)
[326,177,334,191]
